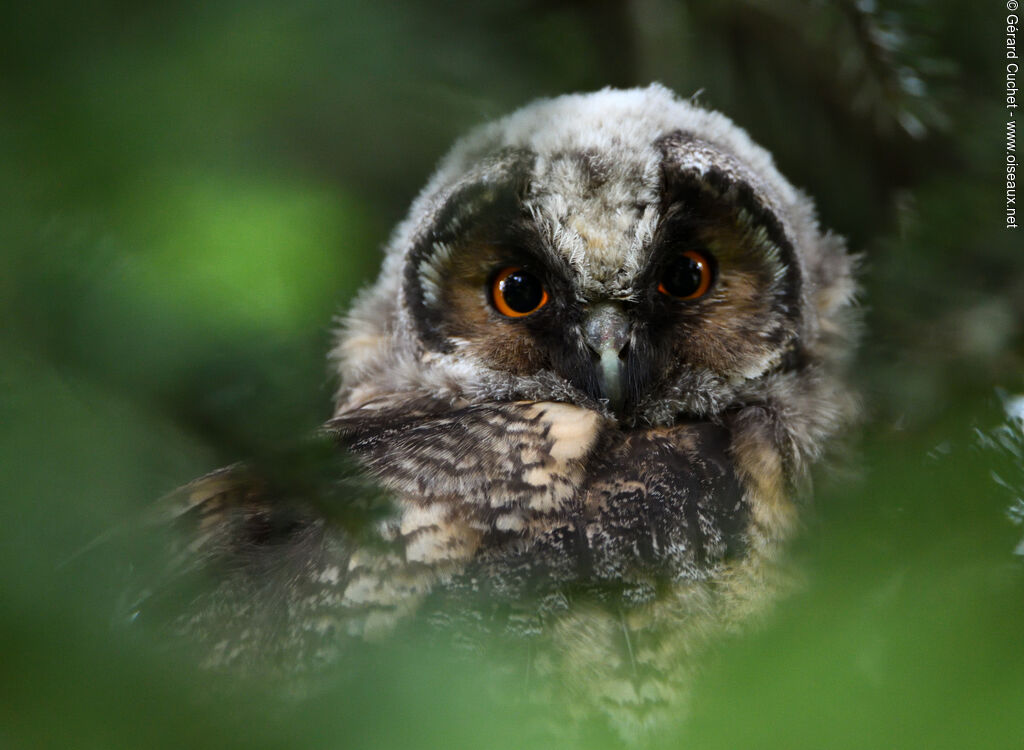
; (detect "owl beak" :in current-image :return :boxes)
[583,303,631,413]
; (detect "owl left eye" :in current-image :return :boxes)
[657,249,715,300]
[491,266,549,317]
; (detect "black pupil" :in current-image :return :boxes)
[662,254,705,298]
[500,270,544,313]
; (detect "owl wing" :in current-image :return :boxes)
[123,437,394,670]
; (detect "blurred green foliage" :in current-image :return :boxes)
[1,0,1022,748]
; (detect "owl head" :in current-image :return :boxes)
[333,85,857,471]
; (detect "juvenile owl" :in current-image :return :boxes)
[138,84,858,733]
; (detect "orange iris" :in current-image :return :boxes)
[491,266,549,317]
[657,249,714,300]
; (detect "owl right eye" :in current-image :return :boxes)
[490,267,549,317]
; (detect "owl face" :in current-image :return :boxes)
[335,85,854,428]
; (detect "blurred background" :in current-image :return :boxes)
[2,1,1022,747]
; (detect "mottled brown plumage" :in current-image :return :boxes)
[133,85,859,738]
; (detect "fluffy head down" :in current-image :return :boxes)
[333,84,857,468]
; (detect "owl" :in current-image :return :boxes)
[133,84,858,735]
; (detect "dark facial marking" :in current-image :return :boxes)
[405,157,604,400]
[404,149,536,353]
